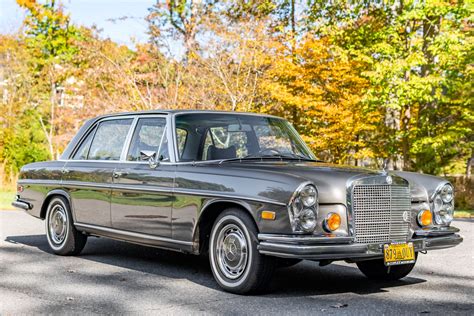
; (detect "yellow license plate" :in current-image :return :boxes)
[383,242,415,266]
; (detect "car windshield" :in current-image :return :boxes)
[175,113,317,162]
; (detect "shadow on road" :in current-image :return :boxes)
[5,234,427,297]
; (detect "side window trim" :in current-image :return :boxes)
[120,117,139,161]
[85,125,99,160]
[156,121,167,160]
[69,123,98,160]
[66,114,176,163]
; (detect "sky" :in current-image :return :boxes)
[0,0,155,47]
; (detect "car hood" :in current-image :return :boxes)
[218,161,383,204]
[218,161,446,204]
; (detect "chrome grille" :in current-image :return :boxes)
[352,184,411,244]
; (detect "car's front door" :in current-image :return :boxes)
[111,116,174,237]
[63,117,134,227]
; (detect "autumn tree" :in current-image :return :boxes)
[307,0,473,174]
[16,0,84,158]
[147,0,218,60]
[257,36,377,164]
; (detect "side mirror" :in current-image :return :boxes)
[140,150,159,169]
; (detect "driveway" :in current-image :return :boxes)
[0,210,472,315]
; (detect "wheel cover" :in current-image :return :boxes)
[49,204,67,244]
[215,223,248,280]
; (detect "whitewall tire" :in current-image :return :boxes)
[209,208,275,294]
[45,196,87,255]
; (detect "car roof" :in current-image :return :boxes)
[93,109,282,120]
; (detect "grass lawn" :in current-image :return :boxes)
[0,190,16,210]
[454,209,474,219]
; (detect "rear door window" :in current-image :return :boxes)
[88,119,133,160]
[72,126,96,160]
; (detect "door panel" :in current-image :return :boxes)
[111,116,174,237]
[63,161,114,226]
[111,163,175,237]
[63,118,134,226]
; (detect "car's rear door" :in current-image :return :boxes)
[111,116,174,237]
[63,117,134,227]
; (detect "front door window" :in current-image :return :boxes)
[127,118,169,162]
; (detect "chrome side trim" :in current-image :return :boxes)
[18,179,286,206]
[75,223,193,246]
[173,188,286,206]
[17,179,60,186]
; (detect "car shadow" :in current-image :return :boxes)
[5,234,426,296]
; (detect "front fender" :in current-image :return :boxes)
[393,171,450,203]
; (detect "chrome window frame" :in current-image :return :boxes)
[122,115,173,163]
[69,116,135,162]
[170,112,317,164]
[65,114,177,165]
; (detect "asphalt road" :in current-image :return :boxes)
[1,210,472,315]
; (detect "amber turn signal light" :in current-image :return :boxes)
[417,209,432,227]
[324,213,341,232]
[261,211,276,220]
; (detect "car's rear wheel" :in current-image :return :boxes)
[209,208,275,294]
[45,196,87,255]
[356,255,417,281]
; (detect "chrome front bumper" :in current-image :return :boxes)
[258,227,463,260]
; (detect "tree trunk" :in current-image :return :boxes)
[467,153,473,178]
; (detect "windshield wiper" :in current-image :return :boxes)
[216,154,321,164]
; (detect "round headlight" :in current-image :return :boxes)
[291,197,303,216]
[300,185,317,207]
[299,208,317,231]
[433,195,454,225]
[440,184,454,203]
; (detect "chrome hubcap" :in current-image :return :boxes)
[216,224,248,279]
[49,205,67,244]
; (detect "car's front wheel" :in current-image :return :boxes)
[209,208,275,294]
[45,196,87,255]
[356,255,417,281]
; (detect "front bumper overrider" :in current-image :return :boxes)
[257,226,463,260]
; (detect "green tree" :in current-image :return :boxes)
[308,0,473,174]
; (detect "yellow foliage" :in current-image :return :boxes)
[258,36,379,164]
